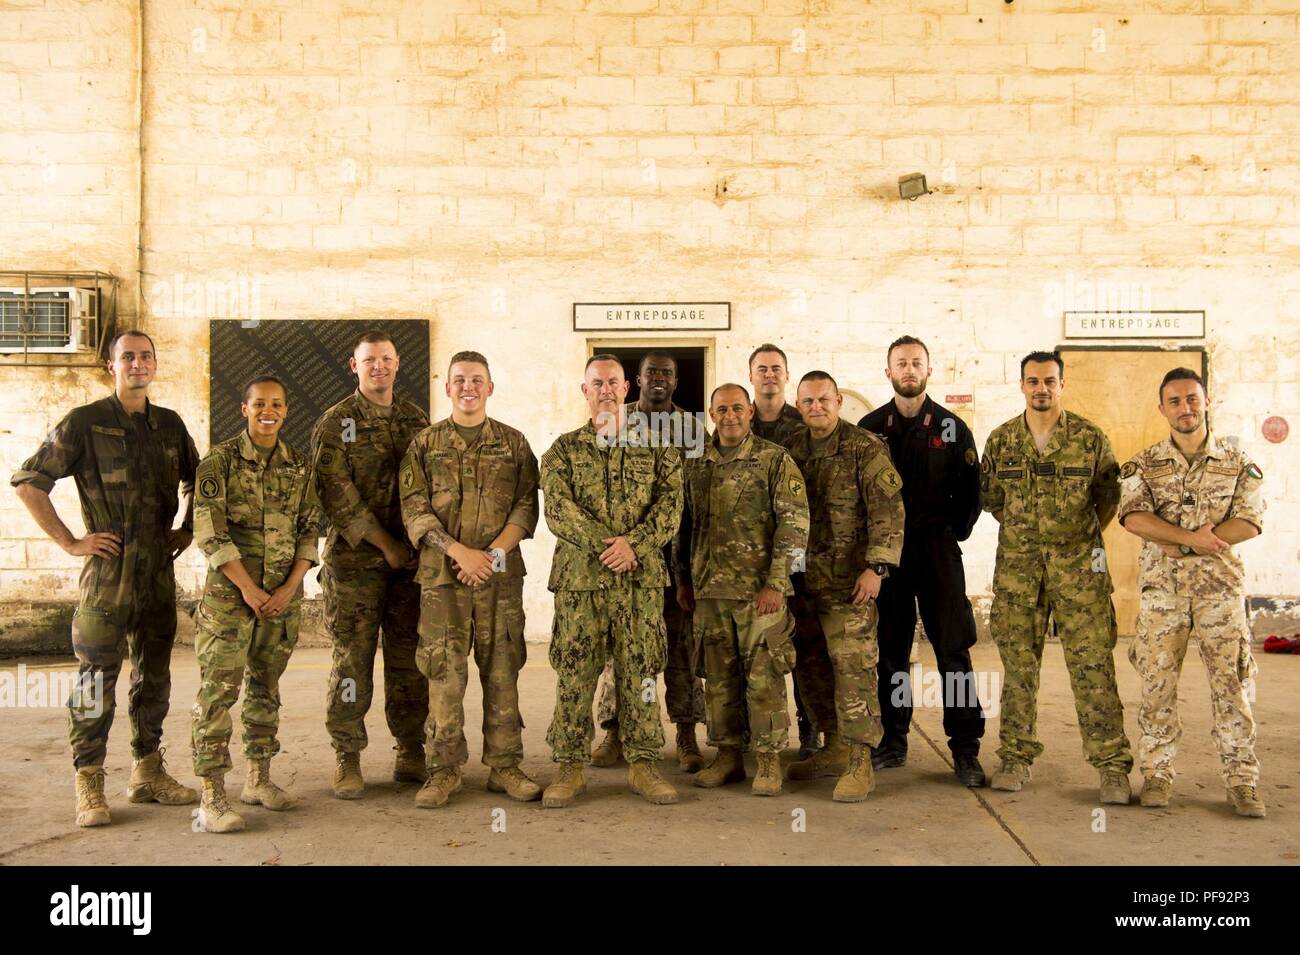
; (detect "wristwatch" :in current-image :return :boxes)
[1178,544,1192,557]
[869,562,890,578]
[489,547,507,571]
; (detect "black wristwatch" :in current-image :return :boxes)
[869,562,890,578]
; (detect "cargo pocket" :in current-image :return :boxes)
[415,625,448,681]
[762,609,798,676]
[506,605,528,673]
[71,605,123,666]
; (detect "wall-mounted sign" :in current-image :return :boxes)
[1064,310,1205,339]
[574,302,730,332]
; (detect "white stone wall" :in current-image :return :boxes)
[2,0,1298,638]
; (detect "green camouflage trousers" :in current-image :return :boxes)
[191,575,299,778]
[595,587,704,728]
[803,590,884,746]
[695,597,796,754]
[1130,588,1258,786]
[547,584,667,764]
[790,588,837,734]
[990,556,1132,772]
[416,577,527,771]
[322,558,428,754]
[69,562,178,769]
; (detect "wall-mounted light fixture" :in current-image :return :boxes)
[898,172,929,201]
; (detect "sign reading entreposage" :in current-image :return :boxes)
[1064,310,1205,339]
[574,302,730,331]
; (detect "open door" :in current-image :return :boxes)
[1059,347,1207,635]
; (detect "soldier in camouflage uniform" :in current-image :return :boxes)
[1118,368,1266,817]
[591,350,706,773]
[190,376,322,833]
[310,331,430,798]
[540,354,684,808]
[11,330,200,827]
[783,371,905,802]
[677,383,809,796]
[399,351,543,808]
[749,342,819,758]
[981,350,1134,804]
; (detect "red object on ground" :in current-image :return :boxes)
[1263,634,1300,654]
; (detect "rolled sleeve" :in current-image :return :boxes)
[1228,455,1266,532]
[1117,459,1155,525]
[10,411,82,494]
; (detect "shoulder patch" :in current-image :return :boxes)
[1120,461,1138,479]
[318,449,335,470]
[875,465,903,495]
[980,456,991,475]
[1245,462,1263,480]
[788,477,804,497]
[199,476,220,499]
[965,447,977,467]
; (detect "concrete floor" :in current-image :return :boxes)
[1,641,1296,866]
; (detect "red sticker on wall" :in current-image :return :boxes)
[1262,416,1288,444]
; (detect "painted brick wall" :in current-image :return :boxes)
[3,0,1298,637]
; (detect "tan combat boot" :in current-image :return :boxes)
[1139,776,1172,808]
[989,760,1031,792]
[487,765,543,802]
[332,751,364,800]
[542,762,587,808]
[786,732,848,781]
[240,758,297,811]
[75,766,111,828]
[591,725,622,768]
[676,723,704,773]
[628,758,679,805]
[752,752,782,797]
[832,742,875,803]
[198,777,245,834]
[1228,784,1265,818]
[1100,770,1132,805]
[695,745,746,788]
[128,748,198,805]
[414,766,462,809]
[394,742,427,783]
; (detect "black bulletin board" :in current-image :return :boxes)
[209,319,431,454]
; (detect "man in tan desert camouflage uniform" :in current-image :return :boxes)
[1119,367,1266,818]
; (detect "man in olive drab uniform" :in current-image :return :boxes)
[749,342,820,759]
[399,351,543,808]
[783,371,905,802]
[591,350,706,773]
[12,330,200,827]
[1119,367,1266,817]
[858,336,986,787]
[191,376,322,833]
[981,350,1134,803]
[310,330,430,798]
[540,354,684,808]
[677,384,809,796]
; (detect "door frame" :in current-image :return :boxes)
[585,335,717,411]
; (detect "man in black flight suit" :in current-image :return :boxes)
[858,335,986,787]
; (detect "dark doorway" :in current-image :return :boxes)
[596,346,706,413]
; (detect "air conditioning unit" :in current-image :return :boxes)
[0,287,96,353]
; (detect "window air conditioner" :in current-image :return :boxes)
[0,287,95,353]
